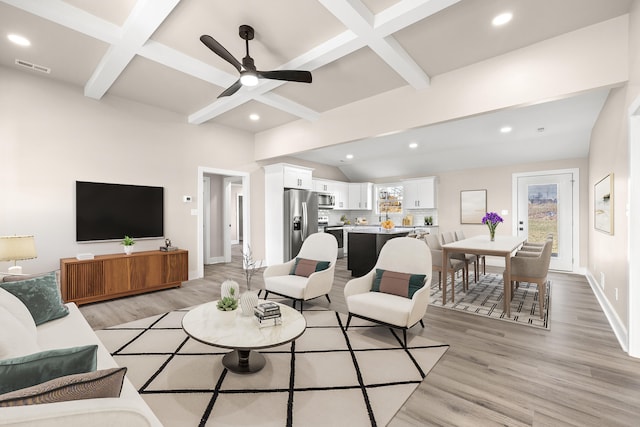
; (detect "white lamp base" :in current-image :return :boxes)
[7,265,23,275]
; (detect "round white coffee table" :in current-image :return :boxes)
[182,301,306,374]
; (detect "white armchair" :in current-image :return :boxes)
[263,232,338,311]
[344,237,432,348]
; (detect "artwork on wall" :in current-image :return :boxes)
[460,190,487,224]
[594,173,614,234]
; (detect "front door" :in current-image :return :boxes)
[515,171,575,271]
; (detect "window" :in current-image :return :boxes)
[376,184,403,215]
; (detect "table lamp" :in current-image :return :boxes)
[0,235,37,275]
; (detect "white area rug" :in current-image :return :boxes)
[429,272,550,329]
[96,305,448,426]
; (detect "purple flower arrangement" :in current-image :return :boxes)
[482,212,503,240]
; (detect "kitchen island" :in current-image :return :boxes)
[347,228,410,276]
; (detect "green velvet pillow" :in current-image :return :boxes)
[0,271,68,325]
[0,367,126,407]
[371,269,427,299]
[290,258,331,277]
[0,345,98,394]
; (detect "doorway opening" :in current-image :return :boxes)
[197,167,250,279]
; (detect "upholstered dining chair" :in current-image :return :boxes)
[424,234,466,300]
[343,237,431,348]
[263,232,338,311]
[441,231,477,287]
[518,233,554,254]
[455,230,486,276]
[506,239,553,318]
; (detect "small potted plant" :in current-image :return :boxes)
[217,287,238,311]
[121,235,135,255]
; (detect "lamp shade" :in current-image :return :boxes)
[0,235,37,262]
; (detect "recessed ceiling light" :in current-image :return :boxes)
[500,126,512,133]
[409,142,418,149]
[492,12,512,27]
[8,34,30,47]
[249,113,260,121]
[346,154,354,160]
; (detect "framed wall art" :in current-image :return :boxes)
[460,189,487,224]
[594,173,614,234]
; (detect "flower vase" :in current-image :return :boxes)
[240,291,259,317]
[489,230,495,241]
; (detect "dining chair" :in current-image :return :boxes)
[262,232,338,311]
[455,230,486,276]
[441,231,477,287]
[343,237,431,348]
[506,239,553,318]
[424,234,466,301]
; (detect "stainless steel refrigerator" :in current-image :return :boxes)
[284,188,318,261]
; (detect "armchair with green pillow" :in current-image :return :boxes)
[0,272,162,426]
[343,237,432,348]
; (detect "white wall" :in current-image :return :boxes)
[0,67,257,278]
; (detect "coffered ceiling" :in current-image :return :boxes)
[0,0,632,178]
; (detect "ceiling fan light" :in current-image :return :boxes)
[240,72,258,86]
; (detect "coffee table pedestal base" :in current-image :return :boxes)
[222,349,266,374]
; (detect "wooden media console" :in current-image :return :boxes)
[60,250,188,305]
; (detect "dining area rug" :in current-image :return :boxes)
[429,272,550,329]
[95,306,448,427]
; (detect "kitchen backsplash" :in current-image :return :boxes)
[320,208,438,227]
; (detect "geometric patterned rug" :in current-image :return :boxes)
[95,305,448,427]
[429,273,550,329]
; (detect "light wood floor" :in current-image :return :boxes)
[80,246,640,426]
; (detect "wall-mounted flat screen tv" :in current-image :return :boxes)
[76,181,164,242]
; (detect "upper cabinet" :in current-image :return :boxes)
[313,179,349,209]
[402,177,437,209]
[348,182,373,210]
[313,179,330,192]
[333,181,349,209]
[282,164,313,190]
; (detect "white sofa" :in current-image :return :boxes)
[0,302,163,427]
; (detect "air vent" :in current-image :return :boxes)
[15,59,51,74]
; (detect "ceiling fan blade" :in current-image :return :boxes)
[217,79,242,98]
[258,70,312,83]
[200,35,242,73]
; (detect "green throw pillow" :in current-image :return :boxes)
[0,367,126,407]
[0,345,98,394]
[371,269,427,299]
[290,258,330,278]
[0,271,68,325]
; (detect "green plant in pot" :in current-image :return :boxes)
[121,235,135,255]
[217,287,238,311]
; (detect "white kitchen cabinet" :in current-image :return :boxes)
[348,182,373,210]
[313,179,331,192]
[283,165,312,189]
[333,181,349,209]
[402,177,436,209]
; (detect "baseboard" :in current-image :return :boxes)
[206,256,226,265]
[585,271,628,353]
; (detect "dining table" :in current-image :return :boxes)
[441,234,526,317]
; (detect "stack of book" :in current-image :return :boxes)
[254,302,282,327]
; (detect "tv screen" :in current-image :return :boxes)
[76,181,164,242]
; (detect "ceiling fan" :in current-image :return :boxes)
[200,25,312,98]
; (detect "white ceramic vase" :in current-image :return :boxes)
[240,291,260,317]
[124,246,133,255]
[220,280,240,299]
